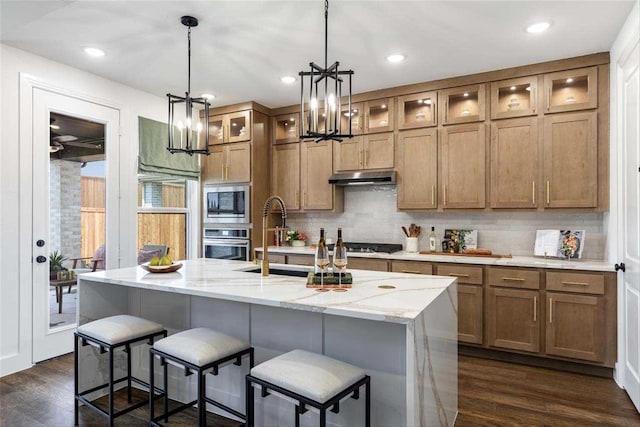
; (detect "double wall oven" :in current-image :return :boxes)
[203,185,251,261]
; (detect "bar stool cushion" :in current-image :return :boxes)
[77,315,164,345]
[250,350,366,404]
[153,328,250,367]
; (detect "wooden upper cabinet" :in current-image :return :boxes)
[397,128,438,210]
[272,143,300,211]
[544,67,598,114]
[490,76,538,120]
[340,103,363,135]
[441,123,486,209]
[546,292,605,362]
[363,98,394,133]
[273,113,300,144]
[202,143,250,184]
[398,92,437,129]
[543,112,597,208]
[208,110,251,144]
[487,287,540,353]
[490,117,539,208]
[300,141,334,210]
[333,137,362,172]
[440,84,486,125]
[364,133,394,169]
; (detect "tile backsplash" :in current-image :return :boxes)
[284,186,605,260]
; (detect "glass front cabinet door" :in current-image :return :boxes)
[490,76,538,120]
[543,67,598,114]
[363,98,394,133]
[398,92,437,129]
[274,113,300,144]
[440,84,486,125]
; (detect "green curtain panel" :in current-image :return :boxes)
[138,116,199,180]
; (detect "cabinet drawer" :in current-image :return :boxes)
[436,264,483,285]
[391,261,433,275]
[348,258,388,272]
[286,255,314,267]
[488,267,540,290]
[256,253,286,264]
[546,271,604,295]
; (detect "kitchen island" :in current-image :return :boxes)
[77,259,458,427]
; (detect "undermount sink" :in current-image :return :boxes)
[242,267,310,277]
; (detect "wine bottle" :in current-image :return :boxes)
[429,226,437,252]
[314,228,329,274]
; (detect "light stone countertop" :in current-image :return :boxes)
[257,246,615,272]
[79,258,456,324]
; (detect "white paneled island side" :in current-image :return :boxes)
[77,259,458,427]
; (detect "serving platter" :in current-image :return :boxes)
[140,262,183,273]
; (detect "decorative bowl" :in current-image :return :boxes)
[140,263,183,273]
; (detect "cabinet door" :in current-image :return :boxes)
[340,103,363,135]
[300,141,334,210]
[274,113,300,144]
[490,117,538,208]
[543,112,597,208]
[544,67,598,114]
[546,293,605,362]
[441,123,486,208]
[459,284,483,344]
[490,76,538,120]
[202,145,225,184]
[272,143,300,211]
[440,84,486,125]
[207,115,226,145]
[227,110,251,143]
[397,128,438,209]
[226,142,251,183]
[364,98,394,133]
[487,287,540,353]
[334,137,363,172]
[364,133,394,170]
[398,91,437,129]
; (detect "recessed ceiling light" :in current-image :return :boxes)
[280,76,296,84]
[510,86,517,91]
[201,93,215,100]
[463,92,469,97]
[386,54,405,63]
[566,78,574,83]
[49,124,60,130]
[83,47,105,58]
[526,22,551,34]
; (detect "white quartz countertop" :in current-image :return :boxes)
[79,259,456,324]
[257,246,615,272]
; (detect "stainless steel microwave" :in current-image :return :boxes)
[203,185,250,223]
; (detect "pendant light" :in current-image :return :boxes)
[299,0,354,142]
[167,15,210,155]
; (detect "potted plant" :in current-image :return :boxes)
[285,230,308,247]
[49,250,68,280]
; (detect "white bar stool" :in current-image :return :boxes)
[74,314,167,426]
[149,327,254,427]
[246,349,371,427]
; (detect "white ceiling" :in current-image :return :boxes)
[1,1,635,109]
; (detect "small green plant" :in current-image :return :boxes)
[49,250,68,272]
[285,230,307,242]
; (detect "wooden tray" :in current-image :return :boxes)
[140,263,183,273]
[306,272,352,288]
[418,251,512,259]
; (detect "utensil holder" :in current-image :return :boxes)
[406,237,418,253]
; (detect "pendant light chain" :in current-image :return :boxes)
[324,0,328,70]
[187,25,191,94]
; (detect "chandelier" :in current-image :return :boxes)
[299,0,354,142]
[167,16,210,155]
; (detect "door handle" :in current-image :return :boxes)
[533,296,537,322]
[443,185,447,206]
[546,180,550,205]
[549,297,553,323]
[431,185,435,206]
[36,255,47,263]
[532,181,536,205]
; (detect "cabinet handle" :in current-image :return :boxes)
[359,149,363,167]
[547,88,551,110]
[501,277,525,282]
[533,296,537,322]
[546,180,550,205]
[448,273,470,277]
[402,270,422,274]
[549,297,553,323]
[431,185,435,206]
[365,149,370,167]
[443,185,447,206]
[295,191,299,206]
[532,181,536,205]
[561,281,589,286]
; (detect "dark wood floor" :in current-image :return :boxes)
[1,353,638,426]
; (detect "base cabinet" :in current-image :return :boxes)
[458,285,483,344]
[487,287,540,353]
[546,292,605,362]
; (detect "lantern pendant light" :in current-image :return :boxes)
[299,0,354,143]
[167,15,210,155]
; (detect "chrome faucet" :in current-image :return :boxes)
[262,195,288,276]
